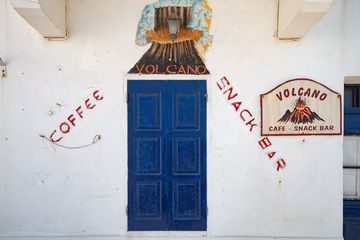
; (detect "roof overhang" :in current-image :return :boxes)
[10,0,67,40]
[276,0,334,40]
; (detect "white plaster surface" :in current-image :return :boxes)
[0,0,353,239]
[344,0,360,76]
[0,0,6,57]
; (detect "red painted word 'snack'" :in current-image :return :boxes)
[216,76,287,172]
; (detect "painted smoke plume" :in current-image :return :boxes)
[278,98,325,124]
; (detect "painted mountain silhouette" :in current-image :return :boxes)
[278,98,325,124]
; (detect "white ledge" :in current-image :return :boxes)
[10,0,67,39]
[276,0,334,40]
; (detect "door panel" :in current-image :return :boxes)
[173,181,201,220]
[128,81,167,231]
[134,181,162,219]
[168,81,207,231]
[173,137,200,175]
[135,93,161,130]
[174,93,200,130]
[135,137,161,175]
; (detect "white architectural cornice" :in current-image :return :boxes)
[10,0,67,40]
[276,0,334,40]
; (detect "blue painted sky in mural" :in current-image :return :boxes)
[136,0,212,47]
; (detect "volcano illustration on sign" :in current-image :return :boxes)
[278,97,325,124]
[129,0,212,75]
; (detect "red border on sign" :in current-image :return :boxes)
[260,78,342,136]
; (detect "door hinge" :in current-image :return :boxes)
[126,205,128,216]
[206,206,208,216]
[126,93,129,103]
[205,93,208,102]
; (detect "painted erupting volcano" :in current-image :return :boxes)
[278,98,325,124]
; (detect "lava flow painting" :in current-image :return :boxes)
[278,97,325,124]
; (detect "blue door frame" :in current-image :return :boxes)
[127,80,207,231]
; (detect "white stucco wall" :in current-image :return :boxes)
[344,0,360,76]
[0,0,6,56]
[0,0,347,239]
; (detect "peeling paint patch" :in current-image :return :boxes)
[27,173,50,187]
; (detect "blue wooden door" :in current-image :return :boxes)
[344,200,360,239]
[128,80,206,231]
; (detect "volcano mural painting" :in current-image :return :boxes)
[278,98,325,124]
[129,0,212,75]
[261,78,342,136]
